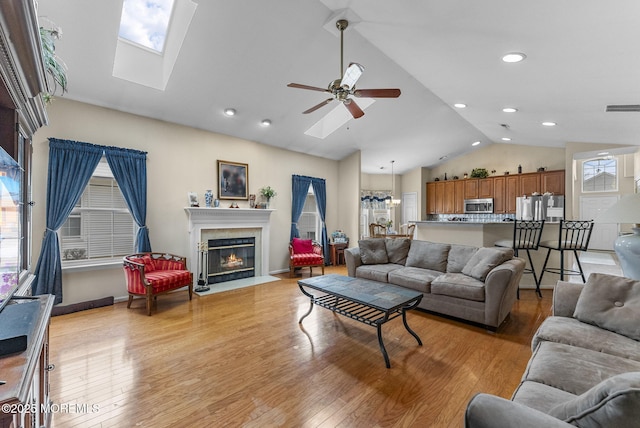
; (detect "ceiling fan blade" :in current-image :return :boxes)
[303,98,334,114]
[354,88,401,98]
[343,99,364,119]
[287,83,331,93]
[340,63,364,89]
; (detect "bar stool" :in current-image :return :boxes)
[538,219,594,285]
[495,220,545,298]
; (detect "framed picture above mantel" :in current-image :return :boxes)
[218,160,248,200]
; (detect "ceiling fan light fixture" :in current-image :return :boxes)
[502,52,526,63]
[340,62,364,89]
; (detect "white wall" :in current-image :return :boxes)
[32,99,352,305]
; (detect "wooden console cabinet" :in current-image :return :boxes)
[0,295,55,428]
[426,170,565,215]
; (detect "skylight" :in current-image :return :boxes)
[119,0,175,53]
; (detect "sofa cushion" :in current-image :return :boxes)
[548,372,640,427]
[387,266,440,293]
[511,380,578,414]
[355,264,402,283]
[431,273,485,302]
[573,273,640,341]
[446,244,479,273]
[405,241,450,272]
[359,239,389,265]
[532,316,640,363]
[461,247,513,281]
[292,237,314,254]
[145,270,192,293]
[385,238,411,265]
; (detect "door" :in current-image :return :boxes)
[580,196,618,250]
[402,192,417,224]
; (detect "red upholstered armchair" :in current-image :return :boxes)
[289,238,325,278]
[123,252,193,315]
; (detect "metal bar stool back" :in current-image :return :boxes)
[495,220,545,298]
[539,219,594,285]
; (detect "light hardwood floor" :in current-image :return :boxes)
[48,265,554,427]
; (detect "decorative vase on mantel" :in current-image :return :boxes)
[265,197,271,209]
[204,190,213,207]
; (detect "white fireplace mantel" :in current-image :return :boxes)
[184,207,275,282]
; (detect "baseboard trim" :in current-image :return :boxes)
[52,296,114,316]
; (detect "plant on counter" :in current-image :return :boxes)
[470,168,489,178]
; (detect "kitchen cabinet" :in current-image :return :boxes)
[520,173,540,196]
[443,181,456,213]
[426,182,436,214]
[478,178,494,198]
[493,176,506,213]
[435,181,445,213]
[464,179,479,199]
[506,175,520,213]
[541,170,565,195]
[454,180,465,213]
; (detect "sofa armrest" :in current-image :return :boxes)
[345,247,361,277]
[552,281,584,317]
[465,393,573,428]
[482,258,525,327]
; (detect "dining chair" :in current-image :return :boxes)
[495,220,545,298]
[538,219,594,285]
[369,223,387,238]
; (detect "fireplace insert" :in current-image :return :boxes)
[208,237,255,284]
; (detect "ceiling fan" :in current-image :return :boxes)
[287,19,401,119]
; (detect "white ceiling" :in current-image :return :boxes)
[36,0,640,175]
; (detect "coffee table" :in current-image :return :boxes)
[297,274,423,368]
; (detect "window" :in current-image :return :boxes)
[59,158,135,266]
[298,186,321,240]
[582,157,618,192]
[118,0,175,53]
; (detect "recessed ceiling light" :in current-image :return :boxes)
[224,108,236,116]
[501,137,512,141]
[502,107,518,113]
[542,121,556,127]
[502,52,526,63]
[454,103,467,108]
[472,141,481,146]
[260,119,272,127]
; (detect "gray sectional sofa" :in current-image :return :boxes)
[345,238,525,329]
[465,273,640,427]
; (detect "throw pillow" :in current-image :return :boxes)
[573,273,640,341]
[461,247,513,281]
[385,238,411,265]
[358,239,389,265]
[548,372,640,427]
[292,238,314,254]
[405,241,451,272]
[447,244,479,273]
[142,254,156,272]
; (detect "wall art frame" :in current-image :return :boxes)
[218,160,248,200]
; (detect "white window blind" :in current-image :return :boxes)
[60,158,135,264]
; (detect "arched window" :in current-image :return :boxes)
[582,157,618,192]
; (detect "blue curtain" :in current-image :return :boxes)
[105,146,151,252]
[32,138,103,304]
[311,177,329,264]
[290,175,312,240]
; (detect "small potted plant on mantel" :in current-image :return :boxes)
[259,186,276,208]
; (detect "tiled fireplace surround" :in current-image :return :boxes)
[184,208,274,286]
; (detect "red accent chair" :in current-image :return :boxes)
[123,252,193,315]
[289,238,325,278]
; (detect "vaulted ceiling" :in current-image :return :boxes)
[37,0,640,174]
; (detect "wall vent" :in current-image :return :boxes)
[606,104,640,112]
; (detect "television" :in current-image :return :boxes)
[0,146,21,313]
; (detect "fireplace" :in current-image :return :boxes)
[208,237,255,284]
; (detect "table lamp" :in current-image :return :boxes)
[594,194,640,280]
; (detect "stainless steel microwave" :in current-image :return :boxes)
[464,198,494,214]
